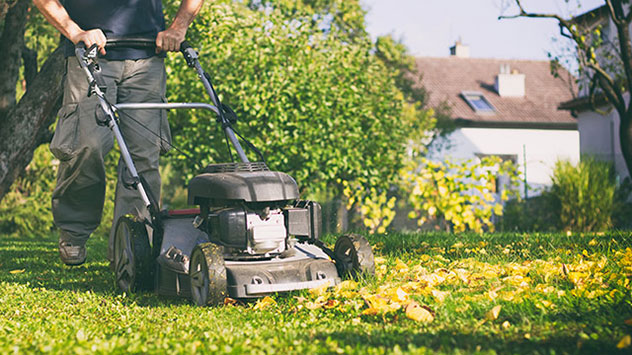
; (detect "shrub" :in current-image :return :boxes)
[0,145,118,237]
[550,158,616,232]
[401,156,521,233]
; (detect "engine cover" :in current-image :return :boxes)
[207,207,287,255]
[188,170,299,205]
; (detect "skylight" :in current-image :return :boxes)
[461,91,496,114]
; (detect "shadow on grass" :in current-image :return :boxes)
[314,327,628,354]
[0,233,114,293]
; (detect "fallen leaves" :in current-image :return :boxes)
[617,335,631,349]
[405,301,434,323]
[485,305,502,321]
[9,269,24,274]
[253,296,276,310]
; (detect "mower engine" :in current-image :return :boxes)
[205,206,287,256]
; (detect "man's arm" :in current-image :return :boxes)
[32,0,107,55]
[156,0,205,53]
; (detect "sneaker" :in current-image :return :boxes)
[59,239,87,266]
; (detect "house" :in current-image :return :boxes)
[558,5,631,181]
[418,42,580,195]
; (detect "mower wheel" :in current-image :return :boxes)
[334,234,375,279]
[189,243,227,306]
[113,216,154,292]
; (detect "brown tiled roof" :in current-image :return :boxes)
[416,57,577,129]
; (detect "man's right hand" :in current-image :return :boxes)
[70,29,107,55]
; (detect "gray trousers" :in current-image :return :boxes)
[50,56,170,261]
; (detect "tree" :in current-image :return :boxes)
[500,0,632,179]
[0,0,64,202]
[163,1,437,199]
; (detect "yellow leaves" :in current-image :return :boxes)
[617,335,631,349]
[431,289,449,302]
[405,301,434,323]
[9,269,25,274]
[308,281,332,297]
[334,280,358,299]
[253,296,276,310]
[485,305,502,321]
[395,259,409,273]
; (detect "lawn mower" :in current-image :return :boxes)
[74,38,375,305]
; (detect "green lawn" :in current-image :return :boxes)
[1,231,631,354]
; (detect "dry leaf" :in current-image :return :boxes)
[253,296,276,310]
[323,299,340,309]
[625,318,632,326]
[395,259,409,272]
[224,297,238,306]
[431,289,448,302]
[405,301,434,323]
[485,305,502,321]
[362,307,379,316]
[9,269,25,274]
[617,335,631,349]
[309,282,331,297]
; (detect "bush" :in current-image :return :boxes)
[550,158,616,232]
[0,145,118,237]
[503,158,632,232]
[400,156,521,233]
[500,193,559,232]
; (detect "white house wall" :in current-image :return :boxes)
[429,127,580,194]
[576,109,630,180]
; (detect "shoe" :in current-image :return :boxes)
[59,239,87,266]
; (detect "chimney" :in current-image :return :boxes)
[494,64,525,97]
[449,39,470,58]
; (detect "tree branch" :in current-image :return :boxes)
[21,45,38,91]
[0,47,64,202]
[589,63,626,114]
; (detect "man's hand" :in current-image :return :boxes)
[157,0,204,53]
[70,29,107,55]
[156,27,186,53]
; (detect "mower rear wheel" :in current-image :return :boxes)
[113,216,154,292]
[334,234,375,279]
[189,243,227,306]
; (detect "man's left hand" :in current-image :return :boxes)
[156,27,186,53]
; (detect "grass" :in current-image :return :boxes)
[1,230,631,354]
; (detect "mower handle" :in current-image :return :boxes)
[75,37,191,51]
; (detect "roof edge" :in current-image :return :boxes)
[455,119,577,131]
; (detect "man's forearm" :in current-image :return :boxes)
[169,0,204,32]
[32,0,82,42]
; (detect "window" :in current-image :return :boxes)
[461,91,496,114]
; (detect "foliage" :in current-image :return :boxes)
[1,230,632,353]
[0,145,118,237]
[500,193,561,232]
[162,1,434,198]
[342,180,396,234]
[0,145,56,235]
[550,157,617,232]
[401,156,521,233]
[502,160,632,233]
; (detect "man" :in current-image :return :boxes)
[33,0,204,265]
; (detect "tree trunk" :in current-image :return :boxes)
[0,47,64,201]
[620,110,632,179]
[0,0,30,119]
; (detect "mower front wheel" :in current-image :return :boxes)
[113,216,154,292]
[334,234,375,279]
[189,243,227,306]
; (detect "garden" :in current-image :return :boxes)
[1,0,632,353]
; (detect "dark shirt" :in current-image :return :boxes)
[62,0,166,60]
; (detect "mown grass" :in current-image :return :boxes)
[1,230,631,354]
